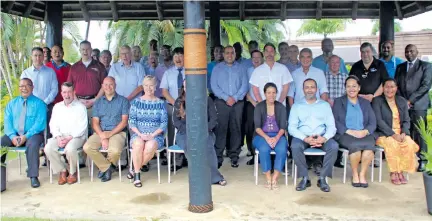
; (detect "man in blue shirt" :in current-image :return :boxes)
[288,78,338,192]
[380,40,404,78]
[207,45,224,98]
[312,38,348,74]
[1,78,47,188]
[211,45,248,168]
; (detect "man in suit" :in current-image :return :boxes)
[395,44,432,172]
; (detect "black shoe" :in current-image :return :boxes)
[246,158,255,165]
[360,182,369,188]
[351,178,361,188]
[334,161,344,168]
[79,163,86,168]
[42,158,47,167]
[313,162,322,176]
[317,177,330,192]
[30,177,40,188]
[296,178,311,191]
[231,160,239,168]
[97,171,103,179]
[217,162,222,169]
[418,161,426,172]
[170,165,183,172]
[141,164,150,172]
[120,165,128,171]
[101,167,113,182]
[246,152,252,157]
[161,159,168,166]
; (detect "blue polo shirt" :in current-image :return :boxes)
[379,56,404,78]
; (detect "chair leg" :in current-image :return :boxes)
[379,151,383,183]
[254,152,258,185]
[118,159,122,182]
[129,151,133,183]
[294,163,297,188]
[291,159,295,181]
[77,153,81,184]
[49,160,53,184]
[370,158,374,183]
[343,151,347,184]
[157,152,161,184]
[285,158,288,186]
[91,160,94,182]
[168,151,171,183]
[18,153,22,175]
[406,173,409,181]
[173,153,176,175]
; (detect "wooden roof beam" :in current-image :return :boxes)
[394,1,403,20]
[239,1,245,21]
[352,1,358,20]
[79,1,90,22]
[156,1,164,21]
[4,1,15,13]
[316,1,322,20]
[280,1,287,21]
[110,1,118,22]
[416,1,425,13]
[23,1,36,18]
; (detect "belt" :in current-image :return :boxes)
[77,95,95,100]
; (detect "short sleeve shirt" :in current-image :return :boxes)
[288,66,328,103]
[160,66,185,100]
[349,58,389,95]
[108,61,146,98]
[92,93,130,131]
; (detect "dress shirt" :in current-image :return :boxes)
[380,56,404,78]
[325,71,347,100]
[250,62,293,105]
[312,54,348,74]
[155,62,174,98]
[406,58,418,72]
[21,65,58,105]
[288,66,328,103]
[4,94,47,139]
[247,66,257,102]
[93,93,130,131]
[346,100,364,130]
[210,61,248,101]
[349,58,389,95]
[242,58,253,70]
[160,66,185,100]
[145,65,156,76]
[282,60,302,73]
[108,61,146,98]
[49,99,88,138]
[288,98,336,141]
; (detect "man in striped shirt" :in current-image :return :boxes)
[325,55,347,107]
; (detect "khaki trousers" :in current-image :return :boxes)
[44,136,86,174]
[84,132,126,172]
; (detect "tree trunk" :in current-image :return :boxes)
[6,42,16,78]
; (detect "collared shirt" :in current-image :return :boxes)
[406,58,418,72]
[4,94,47,139]
[145,65,157,76]
[325,71,347,100]
[346,100,364,130]
[160,66,185,100]
[249,62,293,105]
[45,60,71,104]
[247,66,257,102]
[49,99,87,138]
[288,98,336,140]
[242,58,253,70]
[312,54,349,74]
[67,59,107,97]
[155,62,174,98]
[279,60,302,73]
[207,61,219,92]
[380,56,404,78]
[210,61,248,101]
[93,93,130,131]
[21,65,58,105]
[288,66,328,103]
[349,58,389,95]
[108,61,146,98]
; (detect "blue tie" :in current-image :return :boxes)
[177,68,183,89]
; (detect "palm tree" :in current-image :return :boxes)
[297,19,350,38]
[371,19,402,35]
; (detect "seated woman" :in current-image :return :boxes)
[372,78,419,185]
[252,82,287,190]
[173,80,227,186]
[333,76,376,188]
[128,75,168,187]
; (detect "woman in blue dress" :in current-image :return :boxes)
[128,75,168,187]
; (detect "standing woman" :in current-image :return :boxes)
[253,82,288,190]
[128,75,168,187]
[173,80,227,185]
[333,76,377,188]
[372,79,419,185]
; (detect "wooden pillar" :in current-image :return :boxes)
[183,1,213,214]
[45,1,63,48]
[209,1,221,48]
[379,1,394,54]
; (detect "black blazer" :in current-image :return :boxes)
[395,59,432,111]
[254,100,287,136]
[371,95,410,138]
[332,95,377,139]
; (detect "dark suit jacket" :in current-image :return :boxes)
[332,95,377,139]
[395,59,432,111]
[371,95,410,138]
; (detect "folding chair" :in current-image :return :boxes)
[254,150,289,186]
[49,147,83,184]
[339,148,375,183]
[293,148,333,186]
[167,129,185,183]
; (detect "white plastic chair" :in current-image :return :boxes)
[293,148,334,186]
[339,148,375,183]
[254,149,289,186]
[49,147,84,184]
[167,129,185,183]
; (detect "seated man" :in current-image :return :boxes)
[83,77,129,182]
[1,78,47,188]
[44,82,88,185]
[288,78,338,192]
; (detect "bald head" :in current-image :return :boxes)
[102,76,116,96]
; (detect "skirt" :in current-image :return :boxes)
[337,133,376,154]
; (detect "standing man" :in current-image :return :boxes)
[233,42,246,64]
[44,82,88,185]
[207,45,224,98]
[84,77,129,182]
[155,45,174,99]
[43,47,51,65]
[211,45,248,168]
[277,42,290,66]
[91,49,101,61]
[1,78,47,188]
[380,40,404,78]
[326,55,348,106]
[286,45,302,73]
[132,46,143,63]
[145,51,159,76]
[45,45,71,104]
[395,44,432,172]
[288,48,329,106]
[242,40,259,69]
[99,50,113,73]
[312,38,348,74]
[141,40,159,65]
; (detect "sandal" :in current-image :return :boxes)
[265,180,272,190]
[398,173,408,184]
[271,180,279,190]
[214,180,227,186]
[126,171,134,180]
[390,172,401,185]
[133,173,142,188]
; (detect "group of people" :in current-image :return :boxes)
[1,37,430,193]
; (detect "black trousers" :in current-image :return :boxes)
[214,99,244,163]
[245,101,255,155]
[409,109,428,161]
[1,134,44,178]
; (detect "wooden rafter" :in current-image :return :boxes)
[23,1,36,18]
[316,1,323,20]
[416,1,425,13]
[4,1,15,13]
[156,1,164,21]
[110,1,118,22]
[352,1,358,20]
[280,1,287,21]
[79,1,90,22]
[394,1,403,20]
[239,1,245,21]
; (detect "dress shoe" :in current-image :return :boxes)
[67,173,78,184]
[98,171,104,179]
[317,177,330,192]
[217,162,222,169]
[79,163,86,168]
[296,177,311,191]
[418,161,426,172]
[231,160,239,168]
[30,177,40,188]
[170,165,183,172]
[120,165,128,171]
[161,159,168,166]
[246,158,255,165]
[101,168,113,182]
[141,164,150,172]
[334,161,344,168]
[246,151,252,157]
[58,171,69,185]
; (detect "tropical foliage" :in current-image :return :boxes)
[297,19,350,38]
[416,118,432,175]
[371,19,402,35]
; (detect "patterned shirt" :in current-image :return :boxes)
[128,98,168,135]
[325,71,347,100]
[92,93,130,131]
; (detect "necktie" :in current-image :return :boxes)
[177,68,183,90]
[18,99,27,135]
[408,62,413,70]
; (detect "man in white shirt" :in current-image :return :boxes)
[44,82,88,185]
[250,43,293,106]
